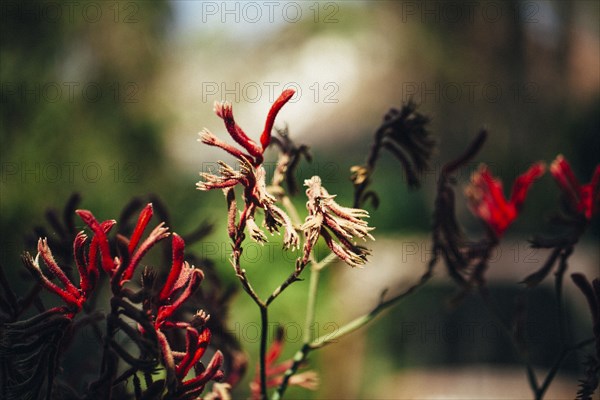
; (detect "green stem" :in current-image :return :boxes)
[259,305,269,400]
[313,252,338,272]
[272,344,311,400]
[272,253,336,400]
[311,267,433,349]
[304,267,320,344]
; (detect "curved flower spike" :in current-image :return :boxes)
[465,163,545,237]
[176,327,212,380]
[158,233,186,302]
[214,100,264,162]
[156,262,204,328]
[23,235,100,316]
[128,203,154,254]
[550,155,600,220]
[178,350,225,398]
[261,89,295,150]
[122,222,170,282]
[24,247,81,312]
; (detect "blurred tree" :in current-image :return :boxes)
[0,0,172,273]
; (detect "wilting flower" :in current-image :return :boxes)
[465,163,545,237]
[197,90,299,249]
[302,176,374,267]
[250,327,318,399]
[550,155,600,220]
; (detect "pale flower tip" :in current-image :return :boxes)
[198,128,214,143]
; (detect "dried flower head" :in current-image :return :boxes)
[301,176,374,267]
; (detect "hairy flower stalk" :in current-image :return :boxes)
[196,90,299,399]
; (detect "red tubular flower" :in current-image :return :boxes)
[149,244,221,399]
[86,220,116,288]
[77,204,172,287]
[128,202,154,254]
[177,350,225,398]
[261,89,295,150]
[158,233,186,302]
[465,163,545,237]
[73,231,91,294]
[201,89,295,167]
[550,155,600,219]
[76,209,117,273]
[121,203,168,282]
[175,327,211,379]
[26,238,83,312]
[214,101,264,162]
[155,262,204,329]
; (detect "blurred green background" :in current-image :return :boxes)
[1,1,598,398]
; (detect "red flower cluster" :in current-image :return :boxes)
[25,203,224,398]
[24,213,116,317]
[149,233,225,398]
[466,163,545,237]
[550,155,600,220]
